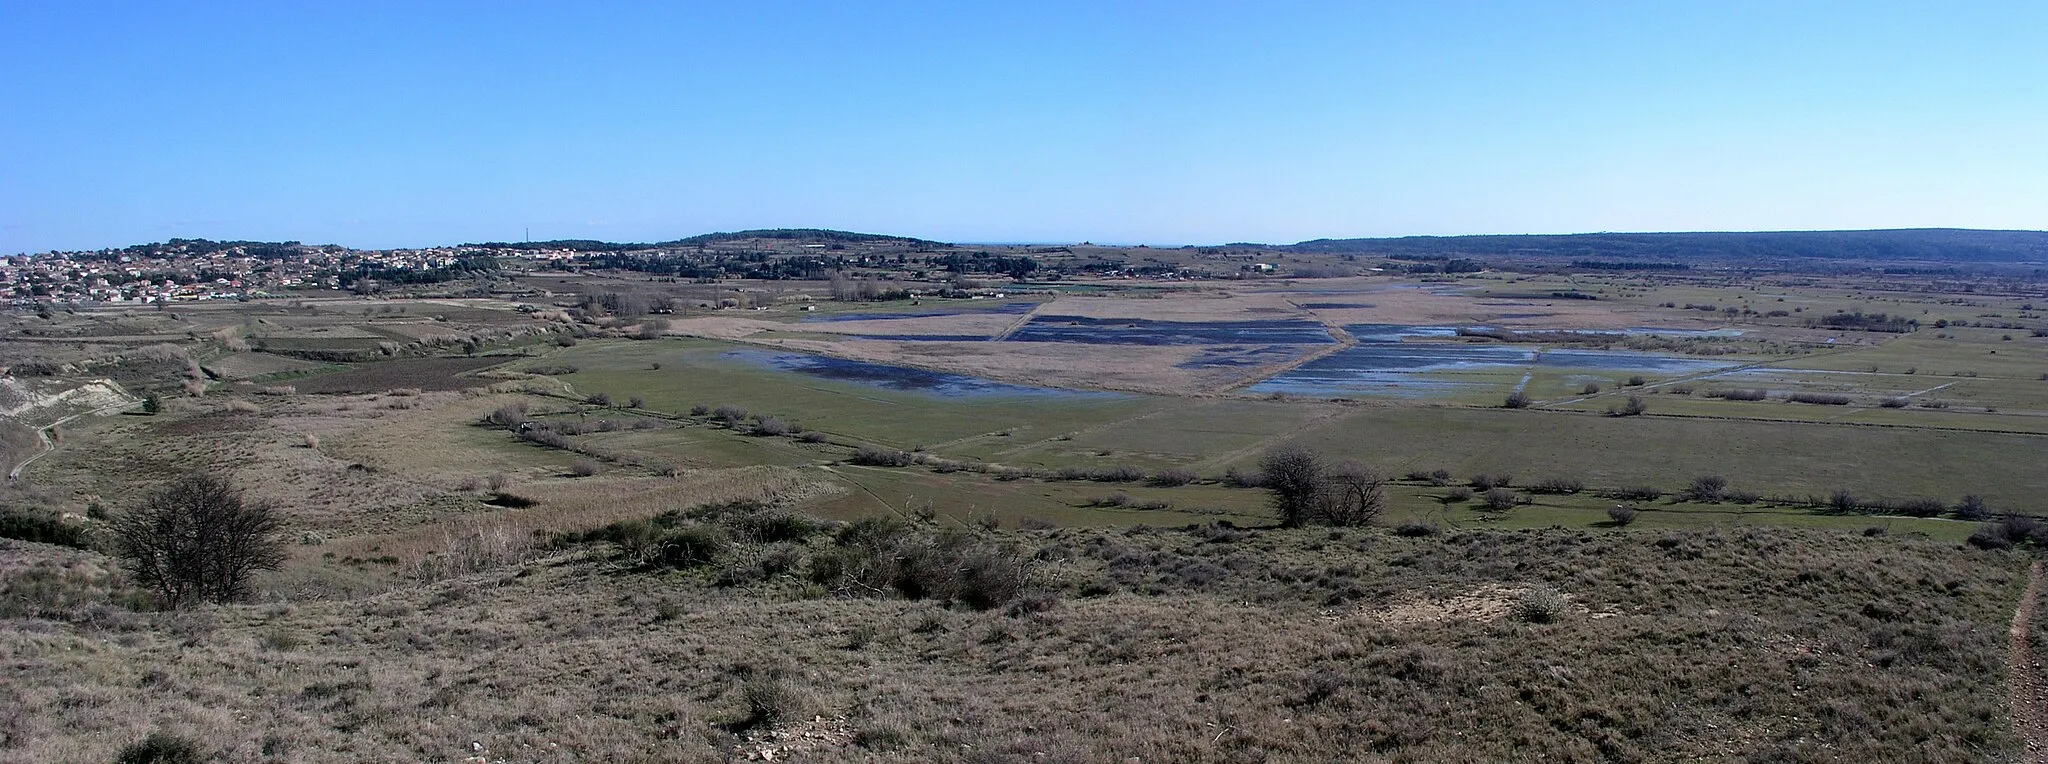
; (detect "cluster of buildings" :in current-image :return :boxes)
[1,240,480,305]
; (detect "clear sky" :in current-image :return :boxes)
[3,1,2044,252]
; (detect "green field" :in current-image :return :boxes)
[492,334,2042,539]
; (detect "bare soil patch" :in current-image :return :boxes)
[292,356,510,394]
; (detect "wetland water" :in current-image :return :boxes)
[1245,324,1745,397]
[722,349,1126,400]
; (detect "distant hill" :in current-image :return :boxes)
[1286,229,2048,265]
[461,228,948,253]
[663,228,948,248]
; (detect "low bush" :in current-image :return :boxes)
[0,507,90,549]
[1149,468,1199,487]
[850,446,915,467]
[1528,477,1584,495]
[1442,486,1472,503]
[1392,522,1439,537]
[1469,473,1512,490]
[1707,388,1769,401]
[1482,488,1519,510]
[1502,391,1531,408]
[1683,475,1728,503]
[1880,397,1910,408]
[1955,495,1992,521]
[1898,498,1947,518]
[1512,587,1569,623]
[1090,465,1146,483]
[1788,392,1852,405]
[1606,506,1640,526]
[1604,485,1663,501]
[116,732,206,764]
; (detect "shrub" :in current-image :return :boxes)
[1684,475,1727,503]
[653,526,724,568]
[627,396,645,409]
[798,430,828,443]
[1442,486,1472,503]
[1482,488,1518,511]
[1827,489,1860,514]
[1580,383,1602,395]
[1788,392,1852,405]
[116,732,206,764]
[1898,498,1947,518]
[568,459,600,477]
[1606,506,1640,526]
[1529,477,1584,495]
[1149,468,1199,487]
[1090,465,1146,483]
[1955,495,1992,521]
[1880,397,1909,408]
[1604,485,1662,501]
[1625,375,1646,386]
[1502,391,1531,408]
[1223,466,1266,488]
[1512,587,1569,623]
[584,392,613,407]
[0,507,90,548]
[752,417,792,437]
[1469,473,1511,490]
[113,472,284,608]
[1607,395,1646,417]
[1707,388,1769,401]
[689,404,711,416]
[712,404,749,426]
[850,446,915,467]
[1393,522,1439,537]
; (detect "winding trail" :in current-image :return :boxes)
[2011,559,2047,763]
[8,399,140,480]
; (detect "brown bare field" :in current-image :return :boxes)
[289,356,511,394]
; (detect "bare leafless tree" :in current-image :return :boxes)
[112,471,285,608]
[1313,461,1386,527]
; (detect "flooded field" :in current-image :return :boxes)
[723,349,1126,399]
[1246,323,1750,398]
[1008,315,1336,345]
[1176,345,1310,369]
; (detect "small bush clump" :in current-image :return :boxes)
[1528,477,1584,495]
[849,446,915,467]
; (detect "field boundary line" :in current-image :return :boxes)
[990,300,1049,342]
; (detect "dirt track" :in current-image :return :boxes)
[2010,559,2046,763]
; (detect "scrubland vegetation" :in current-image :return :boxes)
[4,257,2048,760]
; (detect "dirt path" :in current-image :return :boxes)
[2010,559,2047,763]
[8,399,139,480]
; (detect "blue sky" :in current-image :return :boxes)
[3,1,2043,252]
